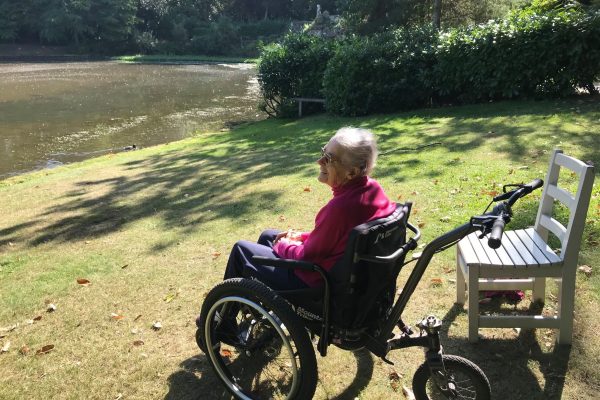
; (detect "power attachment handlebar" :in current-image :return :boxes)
[477,178,544,249]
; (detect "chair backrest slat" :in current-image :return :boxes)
[538,214,567,244]
[555,152,590,174]
[546,184,576,211]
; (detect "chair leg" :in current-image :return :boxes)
[468,264,479,343]
[456,249,466,305]
[532,277,546,303]
[556,276,575,345]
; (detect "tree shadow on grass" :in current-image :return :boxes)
[165,347,374,400]
[1,98,598,252]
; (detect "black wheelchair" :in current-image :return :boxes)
[195,178,542,399]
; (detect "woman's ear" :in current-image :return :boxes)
[346,166,360,179]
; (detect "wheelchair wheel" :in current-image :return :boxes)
[197,278,318,400]
[412,355,491,400]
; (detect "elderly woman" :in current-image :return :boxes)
[223,127,395,289]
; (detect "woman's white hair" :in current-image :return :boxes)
[331,127,378,176]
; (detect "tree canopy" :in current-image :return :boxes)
[1,0,597,54]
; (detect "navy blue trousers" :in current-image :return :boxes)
[223,229,308,290]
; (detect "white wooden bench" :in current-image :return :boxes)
[456,149,595,344]
[292,97,325,117]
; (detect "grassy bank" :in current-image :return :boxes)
[1,97,599,399]
[113,54,259,64]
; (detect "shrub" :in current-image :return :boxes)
[434,8,600,102]
[258,33,336,117]
[322,27,438,116]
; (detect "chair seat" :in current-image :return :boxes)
[458,228,563,278]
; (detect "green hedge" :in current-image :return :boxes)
[258,34,336,117]
[258,8,600,117]
[435,9,600,101]
[323,27,438,116]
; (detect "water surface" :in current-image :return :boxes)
[0,61,262,179]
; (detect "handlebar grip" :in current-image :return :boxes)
[488,218,505,249]
[523,178,543,194]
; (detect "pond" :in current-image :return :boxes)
[0,61,263,179]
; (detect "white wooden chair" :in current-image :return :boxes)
[456,149,595,344]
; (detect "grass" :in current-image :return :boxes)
[0,97,599,399]
[113,54,259,64]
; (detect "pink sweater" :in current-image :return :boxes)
[273,176,395,287]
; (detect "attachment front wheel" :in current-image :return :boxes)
[412,355,491,400]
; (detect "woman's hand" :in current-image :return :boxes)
[274,230,303,245]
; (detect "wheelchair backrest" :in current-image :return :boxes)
[329,203,412,330]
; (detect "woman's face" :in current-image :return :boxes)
[317,140,352,188]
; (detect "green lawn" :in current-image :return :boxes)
[0,97,599,399]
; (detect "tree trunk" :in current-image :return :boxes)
[432,0,441,30]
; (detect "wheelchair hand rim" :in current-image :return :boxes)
[205,295,301,400]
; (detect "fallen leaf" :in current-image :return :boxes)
[442,266,455,274]
[411,191,419,196]
[303,187,311,192]
[134,314,142,322]
[440,216,450,222]
[121,264,129,269]
[432,179,438,185]
[1,341,10,353]
[19,345,29,355]
[33,315,42,321]
[133,340,144,346]
[430,278,443,286]
[578,265,592,277]
[389,370,401,381]
[449,188,459,195]
[417,222,426,228]
[164,291,178,303]
[8,242,14,247]
[47,304,57,312]
[220,349,232,357]
[402,385,416,400]
[278,215,286,222]
[397,194,403,200]
[508,168,515,175]
[76,278,90,285]
[211,252,221,259]
[36,344,54,355]
[152,321,162,330]
[481,190,499,197]
[110,313,125,320]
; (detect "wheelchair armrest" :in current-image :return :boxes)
[252,256,317,272]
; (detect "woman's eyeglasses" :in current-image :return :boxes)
[320,146,336,164]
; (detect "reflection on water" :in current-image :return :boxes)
[0,61,263,179]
